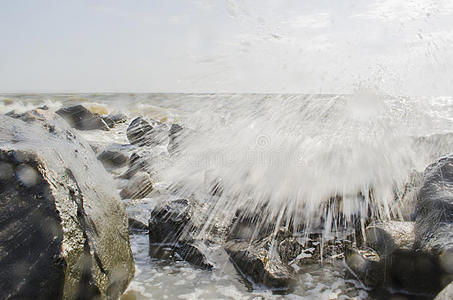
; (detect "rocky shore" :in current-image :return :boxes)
[2,103,453,299]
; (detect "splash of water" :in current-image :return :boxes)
[160,93,452,238]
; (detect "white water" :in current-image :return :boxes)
[159,93,453,236]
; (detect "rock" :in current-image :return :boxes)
[148,199,193,244]
[282,232,352,265]
[128,217,149,234]
[225,240,296,289]
[415,155,453,256]
[127,117,153,145]
[56,105,110,131]
[120,172,153,199]
[102,116,115,129]
[118,148,170,180]
[102,113,128,129]
[365,221,415,258]
[147,199,212,269]
[436,282,453,299]
[345,247,449,295]
[0,110,134,300]
[278,237,303,263]
[126,117,169,147]
[344,247,383,288]
[168,124,184,154]
[97,144,132,169]
[346,155,453,296]
[175,244,213,270]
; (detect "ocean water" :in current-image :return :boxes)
[2,93,453,299]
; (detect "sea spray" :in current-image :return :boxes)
[160,93,423,239]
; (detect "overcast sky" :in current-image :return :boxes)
[1,0,453,95]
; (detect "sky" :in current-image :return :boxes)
[1,0,453,95]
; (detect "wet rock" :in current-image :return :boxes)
[436,282,453,299]
[415,155,453,256]
[127,117,152,145]
[346,155,453,296]
[126,117,168,147]
[278,237,303,263]
[344,248,383,288]
[225,240,296,289]
[168,123,184,154]
[128,217,149,234]
[365,221,415,258]
[175,244,213,270]
[147,199,213,269]
[102,113,128,128]
[148,199,193,244]
[56,105,110,131]
[345,247,448,295]
[120,172,153,199]
[0,110,134,300]
[97,144,132,169]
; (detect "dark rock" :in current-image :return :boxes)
[346,155,453,296]
[102,116,115,129]
[128,218,149,234]
[97,144,132,169]
[167,124,183,153]
[365,221,414,258]
[225,240,296,290]
[278,237,303,263]
[344,248,383,288]
[56,105,110,131]
[110,113,128,124]
[345,247,449,295]
[102,113,128,129]
[127,117,153,145]
[415,155,453,255]
[147,199,212,269]
[148,199,193,244]
[126,117,168,147]
[175,244,213,270]
[120,172,153,199]
[0,109,134,300]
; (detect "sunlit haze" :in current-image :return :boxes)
[1,0,453,95]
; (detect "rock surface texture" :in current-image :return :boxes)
[0,110,134,300]
[56,105,110,131]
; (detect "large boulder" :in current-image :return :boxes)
[56,105,110,131]
[345,155,453,296]
[0,110,134,300]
